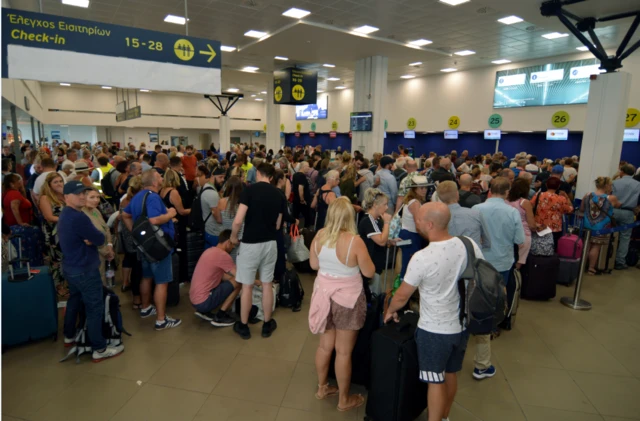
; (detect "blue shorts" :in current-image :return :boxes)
[205,232,219,249]
[415,328,469,384]
[141,253,173,284]
[192,281,235,314]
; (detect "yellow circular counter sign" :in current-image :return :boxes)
[448,116,460,129]
[280,123,285,132]
[407,118,417,130]
[292,84,305,101]
[274,86,283,102]
[263,124,267,132]
[331,121,338,131]
[552,111,570,128]
[626,108,639,127]
[296,122,301,132]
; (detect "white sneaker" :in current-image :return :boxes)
[64,337,75,348]
[92,344,124,362]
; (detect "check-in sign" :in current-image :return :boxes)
[1,8,221,95]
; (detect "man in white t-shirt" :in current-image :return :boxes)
[385,202,484,421]
[32,157,57,202]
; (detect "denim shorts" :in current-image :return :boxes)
[205,232,219,249]
[141,253,173,284]
[192,281,235,314]
[415,328,470,384]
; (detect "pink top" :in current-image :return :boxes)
[508,199,531,236]
[308,272,363,334]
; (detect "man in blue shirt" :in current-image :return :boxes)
[473,177,525,381]
[59,181,123,362]
[374,156,398,214]
[612,164,640,269]
[122,169,181,331]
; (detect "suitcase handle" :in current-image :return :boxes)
[391,313,416,332]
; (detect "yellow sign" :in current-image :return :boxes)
[626,108,639,128]
[263,124,267,132]
[280,123,285,132]
[331,121,338,131]
[448,116,460,129]
[173,39,194,61]
[274,86,283,102]
[552,111,570,128]
[407,118,417,130]
[296,122,301,131]
[292,84,305,101]
[198,44,217,63]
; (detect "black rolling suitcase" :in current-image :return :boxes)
[521,254,558,300]
[166,253,180,307]
[185,231,205,280]
[364,311,428,421]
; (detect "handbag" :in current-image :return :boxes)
[286,225,310,263]
[531,192,555,256]
[130,192,175,262]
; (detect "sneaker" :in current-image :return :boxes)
[233,321,251,340]
[194,311,215,322]
[248,305,261,324]
[92,344,124,362]
[614,263,628,270]
[211,310,235,327]
[261,319,278,338]
[473,365,496,380]
[155,316,182,331]
[64,337,75,348]
[140,305,157,318]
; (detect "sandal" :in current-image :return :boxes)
[132,303,142,310]
[587,269,599,276]
[315,383,339,400]
[337,394,365,412]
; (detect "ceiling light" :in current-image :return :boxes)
[327,77,340,81]
[260,91,267,94]
[576,46,590,51]
[62,0,89,7]
[440,68,457,72]
[335,86,346,90]
[400,75,415,79]
[454,50,475,56]
[282,7,310,19]
[498,15,523,25]
[164,14,188,25]
[226,88,239,93]
[60,83,71,86]
[101,86,112,89]
[242,66,259,72]
[251,94,256,97]
[255,98,264,101]
[244,30,267,38]
[439,0,470,5]
[353,25,379,34]
[492,59,511,64]
[140,89,150,92]
[408,39,432,47]
[275,56,288,60]
[323,64,335,68]
[542,32,569,39]
[221,45,236,52]
[409,62,422,66]
[317,90,324,93]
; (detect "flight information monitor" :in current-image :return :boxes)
[444,130,458,139]
[623,129,639,142]
[350,112,373,131]
[484,130,501,140]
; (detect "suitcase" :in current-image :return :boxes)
[500,268,521,330]
[10,225,45,267]
[557,233,583,259]
[166,253,180,307]
[521,254,558,300]
[364,311,428,421]
[558,257,580,285]
[185,231,205,281]
[596,232,618,274]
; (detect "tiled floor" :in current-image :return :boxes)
[3,266,640,421]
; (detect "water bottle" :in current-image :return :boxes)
[106,260,115,288]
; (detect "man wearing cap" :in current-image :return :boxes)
[612,164,640,270]
[540,165,572,196]
[58,181,123,362]
[201,167,226,248]
[374,156,398,214]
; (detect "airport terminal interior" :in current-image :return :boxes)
[2,0,640,420]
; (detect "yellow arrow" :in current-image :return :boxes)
[199,44,217,63]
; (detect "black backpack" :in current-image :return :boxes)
[457,236,507,335]
[188,186,214,231]
[278,267,304,312]
[131,192,175,262]
[100,168,117,197]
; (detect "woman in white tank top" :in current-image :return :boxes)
[398,176,429,279]
[308,197,375,413]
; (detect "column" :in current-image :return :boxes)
[266,83,281,153]
[219,115,231,153]
[37,120,42,144]
[10,105,21,160]
[30,117,36,146]
[352,56,388,156]
[576,72,631,199]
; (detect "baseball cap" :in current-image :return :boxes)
[380,156,395,168]
[551,165,564,174]
[212,167,226,176]
[63,180,92,195]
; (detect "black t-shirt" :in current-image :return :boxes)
[239,182,286,244]
[431,168,455,183]
[540,177,572,195]
[154,167,165,177]
[120,175,132,194]
[292,172,311,204]
[358,214,386,274]
[459,190,481,208]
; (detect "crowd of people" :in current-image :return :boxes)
[2,138,640,418]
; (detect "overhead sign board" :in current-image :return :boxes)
[1,8,221,95]
[273,67,317,105]
[116,105,142,122]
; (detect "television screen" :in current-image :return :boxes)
[404,130,415,139]
[493,58,601,108]
[350,112,373,131]
[295,94,328,120]
[623,129,639,142]
[444,130,458,139]
[546,129,569,141]
[484,130,501,140]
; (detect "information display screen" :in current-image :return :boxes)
[295,94,328,120]
[404,130,415,139]
[444,130,458,139]
[493,58,600,108]
[350,112,373,131]
[484,130,501,140]
[546,129,569,141]
[623,129,639,142]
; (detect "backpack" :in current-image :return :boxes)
[131,192,175,262]
[306,169,318,195]
[100,168,117,197]
[470,180,483,196]
[188,186,214,231]
[60,287,130,363]
[278,267,304,311]
[457,236,507,335]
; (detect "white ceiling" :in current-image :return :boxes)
[7,0,640,97]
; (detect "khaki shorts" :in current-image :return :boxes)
[236,241,278,285]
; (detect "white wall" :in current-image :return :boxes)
[1,79,45,122]
[44,124,97,144]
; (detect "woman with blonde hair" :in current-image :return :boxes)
[160,169,191,282]
[398,176,429,279]
[358,188,392,295]
[309,196,375,413]
[39,172,67,298]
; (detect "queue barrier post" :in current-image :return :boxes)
[560,229,592,311]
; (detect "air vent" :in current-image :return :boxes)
[241,0,261,9]
[476,7,496,14]
[526,25,542,32]
[325,19,335,25]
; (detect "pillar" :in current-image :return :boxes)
[30,117,36,146]
[219,115,231,153]
[266,82,281,153]
[576,72,631,199]
[352,56,388,156]
[10,105,22,160]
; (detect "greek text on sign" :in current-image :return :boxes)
[530,69,564,84]
[1,8,221,95]
[497,74,526,87]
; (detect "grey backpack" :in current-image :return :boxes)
[457,236,507,335]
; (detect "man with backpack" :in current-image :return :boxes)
[193,167,225,248]
[384,202,484,421]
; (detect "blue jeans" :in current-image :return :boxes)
[205,232,219,249]
[399,229,425,279]
[613,209,635,266]
[63,268,106,351]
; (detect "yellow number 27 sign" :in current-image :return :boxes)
[626,108,639,128]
